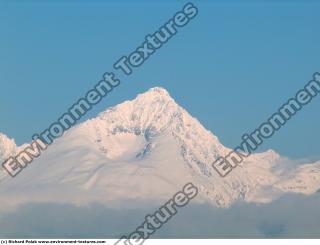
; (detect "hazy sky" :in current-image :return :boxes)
[1,0,319,159]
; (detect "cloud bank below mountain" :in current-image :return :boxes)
[0,192,319,238]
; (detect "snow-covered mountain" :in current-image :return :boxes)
[0,87,320,210]
[0,133,17,163]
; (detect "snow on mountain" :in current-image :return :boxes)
[0,87,319,210]
[0,133,17,162]
[0,133,18,184]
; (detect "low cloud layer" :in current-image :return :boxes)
[0,193,320,238]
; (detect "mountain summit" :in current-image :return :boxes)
[0,87,320,209]
[0,133,17,162]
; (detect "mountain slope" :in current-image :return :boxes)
[0,87,319,209]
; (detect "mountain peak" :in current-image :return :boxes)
[0,132,17,161]
[134,86,172,101]
[146,87,170,96]
[98,86,178,128]
[0,132,15,146]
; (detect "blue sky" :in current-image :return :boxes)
[0,0,319,159]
